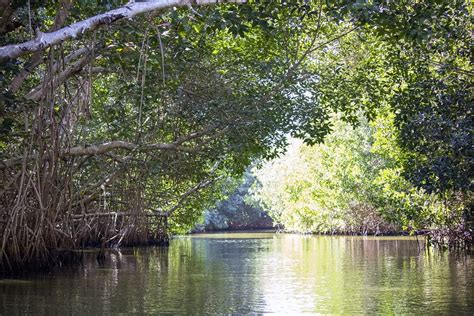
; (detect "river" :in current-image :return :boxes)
[1,232,473,314]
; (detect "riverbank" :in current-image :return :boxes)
[244,226,472,251]
[3,225,470,276]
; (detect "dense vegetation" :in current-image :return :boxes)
[251,2,472,247]
[0,0,471,272]
[251,113,470,241]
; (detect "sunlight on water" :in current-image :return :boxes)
[0,233,473,314]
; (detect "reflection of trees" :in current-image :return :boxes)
[0,236,472,314]
[259,235,473,314]
[157,236,267,314]
[0,236,266,314]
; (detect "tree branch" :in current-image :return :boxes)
[70,211,168,220]
[8,0,75,93]
[0,125,222,170]
[166,160,221,216]
[26,52,96,101]
[0,0,246,62]
[166,178,216,217]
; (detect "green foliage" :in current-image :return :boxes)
[251,111,469,234]
[251,115,385,234]
[0,0,471,263]
[319,0,473,194]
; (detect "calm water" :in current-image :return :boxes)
[0,233,473,315]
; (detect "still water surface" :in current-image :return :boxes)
[0,232,473,314]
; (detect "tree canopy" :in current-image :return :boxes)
[0,0,472,271]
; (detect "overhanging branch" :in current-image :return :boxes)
[0,125,222,170]
[0,0,246,62]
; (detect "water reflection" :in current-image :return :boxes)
[0,233,472,314]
